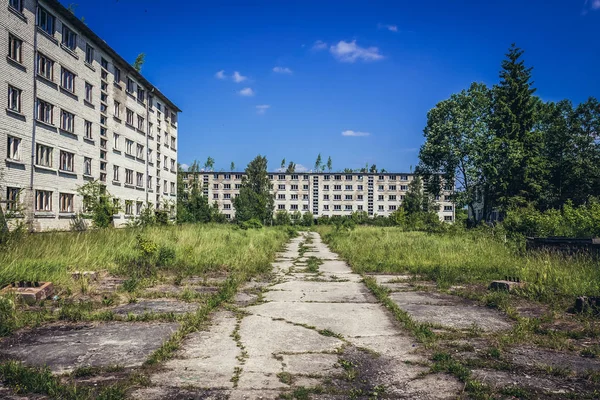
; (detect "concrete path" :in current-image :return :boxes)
[135,232,460,399]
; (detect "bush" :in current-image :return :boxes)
[240,218,263,230]
[301,212,314,227]
[0,296,16,336]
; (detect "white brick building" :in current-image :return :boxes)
[1,0,180,231]
[184,172,455,222]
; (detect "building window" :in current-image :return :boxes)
[125,139,133,155]
[100,57,108,69]
[324,185,329,190]
[378,195,384,201]
[170,182,175,194]
[334,195,341,200]
[83,157,92,175]
[37,7,55,35]
[7,85,21,113]
[357,195,363,200]
[36,99,53,124]
[7,136,21,160]
[400,185,408,191]
[136,172,144,187]
[389,205,397,211]
[126,109,134,125]
[224,203,231,210]
[170,159,175,171]
[345,195,353,200]
[444,205,453,211]
[345,205,353,211]
[60,110,75,133]
[137,115,144,130]
[357,205,363,210]
[137,87,145,102]
[135,201,143,215]
[114,67,121,83]
[84,120,93,139]
[136,144,144,159]
[125,200,133,215]
[113,165,119,181]
[9,0,22,11]
[8,34,22,63]
[37,53,54,80]
[278,204,285,210]
[35,190,52,211]
[59,150,74,172]
[148,149,153,163]
[378,205,384,211]
[35,144,52,167]
[126,77,135,93]
[291,194,298,200]
[323,194,329,200]
[171,137,176,149]
[323,205,329,211]
[61,25,77,50]
[346,175,352,181]
[112,133,120,150]
[85,82,93,102]
[401,175,408,181]
[125,169,133,185]
[59,193,74,212]
[324,175,330,180]
[334,205,341,211]
[444,216,453,221]
[6,187,20,211]
[334,185,341,190]
[113,101,121,118]
[357,185,363,190]
[85,43,94,64]
[60,67,75,92]
[345,185,352,190]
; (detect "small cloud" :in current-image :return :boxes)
[273,66,293,74]
[232,71,247,83]
[330,40,384,63]
[342,130,370,137]
[256,104,270,114]
[582,0,600,14]
[312,40,328,51]
[295,164,309,172]
[215,70,226,79]
[239,87,255,97]
[181,163,190,171]
[378,23,398,32]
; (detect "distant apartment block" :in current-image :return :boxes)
[1,0,180,230]
[183,172,455,222]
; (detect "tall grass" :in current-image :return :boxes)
[0,224,289,288]
[317,226,600,300]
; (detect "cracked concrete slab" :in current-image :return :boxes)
[0,322,179,374]
[264,281,375,303]
[147,311,239,390]
[389,291,512,332]
[111,299,198,316]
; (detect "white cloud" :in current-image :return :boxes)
[330,40,384,63]
[215,70,226,79]
[378,23,398,32]
[239,87,255,97]
[342,130,370,137]
[312,40,328,51]
[232,71,247,83]
[593,0,600,9]
[273,66,293,74]
[256,104,270,114]
[180,163,190,171]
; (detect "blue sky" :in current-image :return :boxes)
[70,0,599,172]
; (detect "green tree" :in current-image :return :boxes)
[369,164,377,173]
[233,155,274,224]
[177,161,213,223]
[286,161,296,173]
[402,175,424,215]
[275,210,291,225]
[204,156,215,171]
[230,161,235,171]
[301,212,314,227]
[489,44,544,210]
[326,156,332,172]
[314,154,322,171]
[77,181,119,228]
[133,53,145,73]
[419,82,493,222]
[281,158,286,170]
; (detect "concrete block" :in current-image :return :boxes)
[71,271,99,281]
[489,280,524,292]
[1,281,54,304]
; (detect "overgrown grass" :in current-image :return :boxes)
[0,224,289,288]
[317,226,600,300]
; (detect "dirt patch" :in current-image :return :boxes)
[508,345,600,375]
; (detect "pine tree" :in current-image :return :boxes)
[233,155,274,224]
[490,44,544,209]
[314,154,322,171]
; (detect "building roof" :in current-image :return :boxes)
[45,0,181,113]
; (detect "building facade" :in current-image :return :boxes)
[184,172,455,222]
[1,0,180,231]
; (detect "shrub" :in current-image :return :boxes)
[240,218,263,230]
[0,296,16,336]
[301,212,314,227]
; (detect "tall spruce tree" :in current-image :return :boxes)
[233,155,274,224]
[490,44,544,210]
